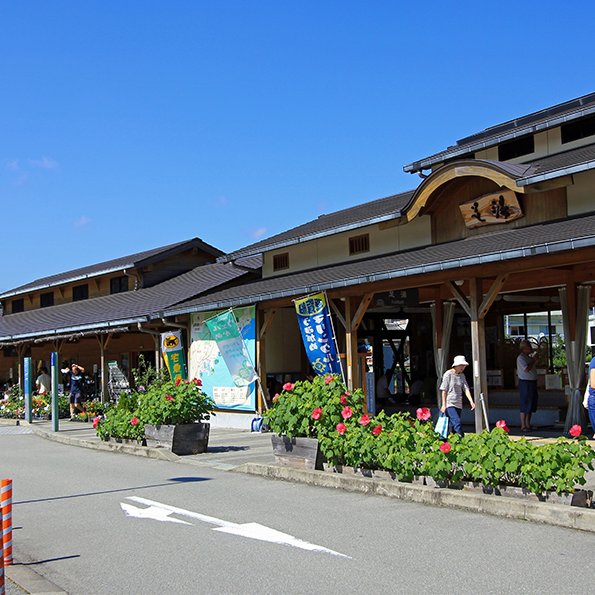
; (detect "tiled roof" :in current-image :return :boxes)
[0,262,252,341]
[0,237,224,299]
[219,190,414,262]
[404,92,595,173]
[166,213,595,315]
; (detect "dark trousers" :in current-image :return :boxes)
[446,406,464,436]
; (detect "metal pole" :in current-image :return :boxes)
[51,352,59,432]
[23,357,32,424]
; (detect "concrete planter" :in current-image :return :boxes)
[144,422,210,455]
[271,435,323,470]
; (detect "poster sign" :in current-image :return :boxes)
[190,306,257,411]
[294,292,342,377]
[459,189,523,229]
[161,330,187,383]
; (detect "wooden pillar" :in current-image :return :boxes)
[470,278,487,433]
[97,334,112,403]
[257,309,276,412]
[16,344,26,393]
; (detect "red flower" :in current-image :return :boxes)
[495,419,510,433]
[165,394,174,401]
[359,414,371,426]
[283,382,294,391]
[440,442,451,454]
[341,406,353,420]
[325,375,333,385]
[416,407,431,421]
[311,407,323,420]
[175,378,182,386]
[372,424,382,436]
[569,424,582,438]
[130,417,140,426]
[340,394,348,405]
[92,416,101,429]
[192,378,202,387]
[336,422,347,435]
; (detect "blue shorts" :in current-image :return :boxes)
[70,391,84,405]
[519,380,538,414]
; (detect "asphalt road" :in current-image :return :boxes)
[2,433,594,594]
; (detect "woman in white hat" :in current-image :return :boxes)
[439,355,475,436]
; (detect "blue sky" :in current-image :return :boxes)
[1,1,593,291]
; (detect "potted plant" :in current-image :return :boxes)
[264,374,365,470]
[138,378,214,455]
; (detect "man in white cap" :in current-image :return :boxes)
[440,355,475,436]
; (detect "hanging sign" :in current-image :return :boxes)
[459,189,523,229]
[161,330,187,383]
[204,310,258,387]
[294,292,342,377]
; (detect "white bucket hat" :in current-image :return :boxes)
[452,355,469,367]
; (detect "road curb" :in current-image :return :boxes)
[29,426,180,462]
[6,564,67,595]
[235,462,595,533]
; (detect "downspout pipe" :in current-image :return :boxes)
[137,323,162,372]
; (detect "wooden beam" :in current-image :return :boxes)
[351,293,374,330]
[329,298,347,330]
[469,278,487,433]
[259,309,277,339]
[478,274,508,320]
[448,281,472,318]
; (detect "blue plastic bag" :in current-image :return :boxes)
[434,413,449,439]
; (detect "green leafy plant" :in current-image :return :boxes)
[136,378,214,426]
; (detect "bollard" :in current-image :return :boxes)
[0,547,4,595]
[1,480,13,566]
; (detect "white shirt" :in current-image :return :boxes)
[517,353,537,381]
[36,373,51,394]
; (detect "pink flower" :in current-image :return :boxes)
[340,394,348,405]
[416,407,431,421]
[283,382,294,391]
[272,394,280,404]
[166,394,174,401]
[311,407,323,420]
[496,419,510,433]
[324,375,333,385]
[192,378,202,387]
[92,416,101,429]
[372,424,383,436]
[341,406,353,420]
[130,417,140,426]
[175,378,182,386]
[569,424,582,438]
[359,414,371,426]
[336,422,347,435]
[343,391,351,396]
[440,442,451,454]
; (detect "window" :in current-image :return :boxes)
[497,136,534,161]
[349,234,370,255]
[40,292,54,308]
[561,114,595,144]
[11,298,24,314]
[273,253,289,271]
[110,276,129,294]
[509,325,526,336]
[72,284,89,302]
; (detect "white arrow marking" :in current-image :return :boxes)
[120,503,192,525]
[124,496,350,558]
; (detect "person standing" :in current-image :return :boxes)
[517,340,539,432]
[35,366,51,395]
[62,363,86,420]
[440,355,475,436]
[587,356,595,439]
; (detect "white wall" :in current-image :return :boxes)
[567,169,595,216]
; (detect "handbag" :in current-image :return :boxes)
[583,385,590,409]
[434,412,449,439]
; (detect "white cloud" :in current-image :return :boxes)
[29,156,59,170]
[251,227,267,239]
[73,215,91,227]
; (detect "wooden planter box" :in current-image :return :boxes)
[145,422,210,455]
[271,435,323,470]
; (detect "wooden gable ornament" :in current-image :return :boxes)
[459,189,523,229]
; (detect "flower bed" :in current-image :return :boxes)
[265,376,595,497]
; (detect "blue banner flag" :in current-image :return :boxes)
[204,310,258,387]
[294,292,342,377]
